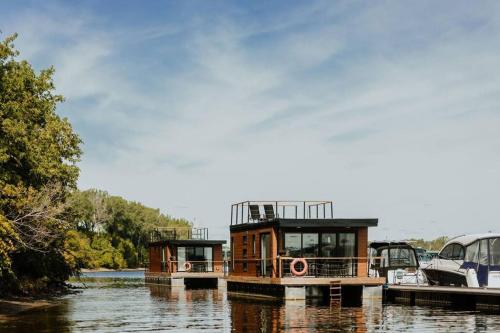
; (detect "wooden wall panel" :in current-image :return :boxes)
[230,227,278,277]
[357,227,368,277]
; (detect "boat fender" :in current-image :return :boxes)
[290,258,308,277]
[184,262,192,272]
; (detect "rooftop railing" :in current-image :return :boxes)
[149,227,209,242]
[230,201,334,225]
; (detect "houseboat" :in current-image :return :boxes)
[146,227,227,288]
[368,241,425,285]
[422,233,500,288]
[227,201,385,303]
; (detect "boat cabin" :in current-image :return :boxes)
[147,227,226,277]
[229,201,378,279]
[423,233,500,288]
[369,241,424,285]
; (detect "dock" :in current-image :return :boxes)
[384,285,500,312]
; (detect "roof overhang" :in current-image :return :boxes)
[149,239,226,246]
[230,218,378,232]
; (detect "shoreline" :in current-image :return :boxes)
[80,268,146,273]
[0,298,57,321]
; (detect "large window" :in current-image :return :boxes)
[177,246,213,272]
[284,233,302,257]
[321,233,336,257]
[284,232,356,257]
[338,233,356,257]
[302,233,319,257]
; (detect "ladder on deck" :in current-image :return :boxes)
[330,280,342,306]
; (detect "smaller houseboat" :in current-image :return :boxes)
[422,233,500,288]
[368,241,425,285]
[146,227,227,288]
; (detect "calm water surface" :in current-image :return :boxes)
[1,272,499,332]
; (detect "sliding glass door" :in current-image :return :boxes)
[177,246,213,272]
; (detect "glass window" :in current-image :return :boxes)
[302,233,319,257]
[479,239,489,265]
[231,237,234,270]
[440,244,454,259]
[321,233,337,257]
[380,249,389,267]
[178,247,186,271]
[465,241,479,263]
[489,238,500,266]
[451,245,465,260]
[284,233,301,257]
[205,247,213,271]
[338,233,356,257]
[389,247,416,267]
[252,235,256,255]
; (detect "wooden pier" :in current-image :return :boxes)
[384,285,500,312]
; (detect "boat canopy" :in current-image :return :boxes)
[444,233,500,247]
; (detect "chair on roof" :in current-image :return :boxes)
[249,205,261,221]
[263,204,275,220]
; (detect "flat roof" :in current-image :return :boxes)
[230,218,378,232]
[149,239,226,246]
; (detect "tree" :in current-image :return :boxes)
[0,33,82,293]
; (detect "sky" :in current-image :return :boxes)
[1,1,500,241]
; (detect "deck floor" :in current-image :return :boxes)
[146,272,225,279]
[227,276,385,286]
[388,285,500,296]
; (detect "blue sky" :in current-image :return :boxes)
[1,1,500,240]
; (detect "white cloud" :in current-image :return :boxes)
[2,1,500,240]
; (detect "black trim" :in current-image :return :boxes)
[149,239,226,246]
[229,218,377,232]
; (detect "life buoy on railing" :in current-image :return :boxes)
[184,262,192,272]
[290,258,308,276]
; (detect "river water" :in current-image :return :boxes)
[1,272,499,332]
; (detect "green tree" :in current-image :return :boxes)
[0,34,81,294]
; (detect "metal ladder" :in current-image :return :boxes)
[330,280,342,306]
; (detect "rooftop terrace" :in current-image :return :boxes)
[231,201,334,225]
[149,226,209,242]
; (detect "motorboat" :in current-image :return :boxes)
[369,241,426,285]
[422,233,500,288]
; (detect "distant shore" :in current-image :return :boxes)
[80,267,146,273]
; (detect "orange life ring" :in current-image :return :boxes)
[290,258,308,276]
[184,262,192,272]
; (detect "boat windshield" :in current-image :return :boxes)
[389,247,417,267]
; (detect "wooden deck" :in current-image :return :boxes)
[388,285,500,296]
[146,272,224,279]
[385,285,500,311]
[227,275,385,286]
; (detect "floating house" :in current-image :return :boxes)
[227,201,385,303]
[146,227,226,288]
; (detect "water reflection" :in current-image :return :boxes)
[1,276,500,332]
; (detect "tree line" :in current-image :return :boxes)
[65,189,190,270]
[0,34,189,295]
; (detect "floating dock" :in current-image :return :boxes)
[384,285,500,312]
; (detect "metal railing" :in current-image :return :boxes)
[159,260,229,276]
[231,201,334,225]
[150,227,209,242]
[230,256,384,278]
